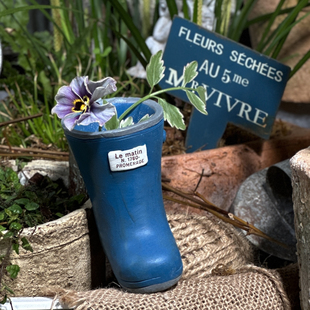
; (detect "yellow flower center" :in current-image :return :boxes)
[72,96,90,113]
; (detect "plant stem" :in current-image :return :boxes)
[118,86,194,121]
[162,182,288,247]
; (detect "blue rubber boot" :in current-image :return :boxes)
[63,98,183,293]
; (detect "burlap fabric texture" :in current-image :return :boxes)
[50,213,296,310]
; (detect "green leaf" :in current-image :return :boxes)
[166,0,179,20]
[8,204,23,215]
[3,231,14,239]
[104,109,119,130]
[3,283,15,295]
[182,61,198,86]
[14,198,29,205]
[0,212,5,221]
[25,202,40,211]
[182,0,190,19]
[102,46,112,58]
[24,214,38,228]
[38,70,52,98]
[4,168,18,183]
[0,4,54,18]
[290,48,310,78]
[0,226,6,232]
[9,222,22,231]
[138,114,151,123]
[25,191,37,200]
[106,0,151,64]
[120,116,134,128]
[12,243,19,255]
[0,295,8,304]
[196,86,206,104]
[146,50,165,88]
[157,98,186,130]
[186,90,208,115]
[4,209,13,217]
[94,46,112,66]
[21,237,33,252]
[6,265,20,279]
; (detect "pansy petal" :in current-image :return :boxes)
[52,86,78,118]
[87,77,116,94]
[63,113,81,131]
[77,102,115,127]
[70,76,91,98]
[55,85,77,106]
[76,112,100,127]
[91,101,116,126]
[51,102,75,119]
[87,77,117,103]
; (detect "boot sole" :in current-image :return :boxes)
[121,274,182,294]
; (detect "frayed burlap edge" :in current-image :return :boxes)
[43,265,292,310]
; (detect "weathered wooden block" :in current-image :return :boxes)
[163,125,310,213]
[290,147,310,310]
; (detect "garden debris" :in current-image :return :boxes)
[0,113,43,128]
[218,119,293,147]
[162,118,294,157]
[162,127,186,156]
[162,182,287,248]
[0,145,69,161]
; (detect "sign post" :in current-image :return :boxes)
[159,16,291,152]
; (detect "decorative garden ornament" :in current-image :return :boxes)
[63,98,183,293]
[52,51,207,293]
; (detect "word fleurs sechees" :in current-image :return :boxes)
[178,26,284,82]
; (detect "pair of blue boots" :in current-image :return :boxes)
[63,98,183,293]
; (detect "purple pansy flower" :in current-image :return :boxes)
[52,76,117,130]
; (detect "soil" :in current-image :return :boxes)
[162,118,293,156]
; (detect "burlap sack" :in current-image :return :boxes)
[168,213,253,280]
[45,213,299,310]
[54,266,291,310]
[1,206,91,297]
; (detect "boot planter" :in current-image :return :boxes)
[62,97,183,293]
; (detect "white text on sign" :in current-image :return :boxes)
[165,67,268,128]
[178,26,284,82]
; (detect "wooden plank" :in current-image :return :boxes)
[162,125,310,213]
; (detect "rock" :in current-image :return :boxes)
[18,160,69,187]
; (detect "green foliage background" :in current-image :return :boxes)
[0,0,309,150]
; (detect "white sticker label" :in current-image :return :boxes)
[108,145,148,171]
